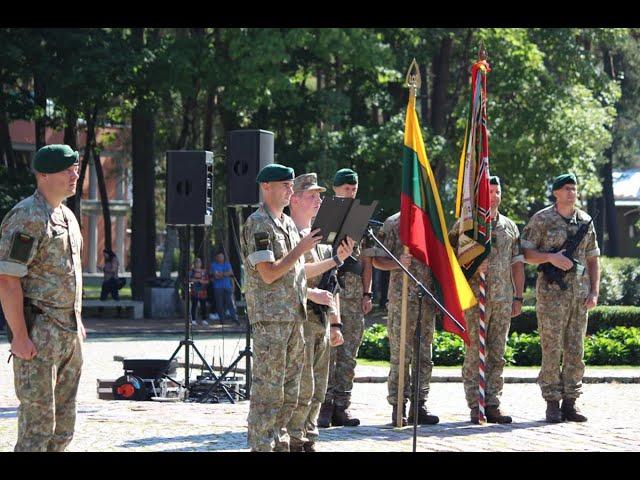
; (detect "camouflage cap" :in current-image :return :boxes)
[33,144,79,173]
[293,173,326,193]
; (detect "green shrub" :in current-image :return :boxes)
[509,306,640,334]
[507,332,542,366]
[432,332,466,365]
[359,323,390,361]
[584,326,640,365]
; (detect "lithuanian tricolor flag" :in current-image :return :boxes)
[399,93,476,345]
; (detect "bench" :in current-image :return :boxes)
[83,299,144,319]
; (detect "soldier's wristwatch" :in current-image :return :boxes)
[330,323,343,330]
[363,292,372,299]
[333,255,344,268]
[513,296,524,302]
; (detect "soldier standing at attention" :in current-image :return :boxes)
[0,145,86,452]
[287,173,354,452]
[319,168,374,428]
[521,173,600,423]
[449,176,525,424]
[241,164,339,452]
[372,212,440,426]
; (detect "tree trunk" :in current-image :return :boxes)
[0,106,16,174]
[131,101,157,300]
[160,226,178,278]
[601,158,619,256]
[68,106,97,223]
[430,36,453,186]
[93,146,112,254]
[203,90,215,151]
[33,72,47,150]
[63,110,78,150]
[130,28,157,302]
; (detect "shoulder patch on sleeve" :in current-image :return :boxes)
[254,232,271,251]
[8,232,35,264]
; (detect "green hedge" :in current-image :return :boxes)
[510,306,640,334]
[358,324,640,366]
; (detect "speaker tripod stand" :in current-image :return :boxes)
[164,225,236,403]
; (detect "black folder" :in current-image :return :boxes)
[311,196,378,248]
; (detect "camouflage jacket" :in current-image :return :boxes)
[375,212,433,307]
[449,213,524,302]
[0,189,82,330]
[298,226,338,319]
[521,205,600,296]
[241,204,307,324]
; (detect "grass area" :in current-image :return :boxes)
[83,284,132,300]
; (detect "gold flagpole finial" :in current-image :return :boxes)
[478,40,488,61]
[405,58,421,97]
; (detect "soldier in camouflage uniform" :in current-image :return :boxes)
[372,212,439,426]
[319,168,374,428]
[521,173,600,423]
[0,145,85,452]
[448,176,525,424]
[286,173,354,452]
[242,164,338,452]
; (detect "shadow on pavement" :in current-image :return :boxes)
[119,431,247,451]
[0,407,18,419]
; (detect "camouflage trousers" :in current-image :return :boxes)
[386,299,435,406]
[247,321,305,452]
[288,313,330,443]
[536,289,589,402]
[13,314,83,452]
[461,301,512,409]
[326,299,365,408]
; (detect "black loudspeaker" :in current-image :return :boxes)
[227,129,274,205]
[166,150,213,226]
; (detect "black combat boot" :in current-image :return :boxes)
[561,399,588,422]
[486,405,513,424]
[332,405,360,427]
[318,400,334,428]
[303,441,316,452]
[545,400,563,423]
[289,439,305,452]
[408,400,439,425]
[391,402,408,427]
[470,407,481,424]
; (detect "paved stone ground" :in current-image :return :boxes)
[1,335,639,452]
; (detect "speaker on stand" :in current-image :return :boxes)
[163,150,236,402]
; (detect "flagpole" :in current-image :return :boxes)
[396,246,409,428]
[476,43,489,425]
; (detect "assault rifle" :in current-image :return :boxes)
[537,217,594,290]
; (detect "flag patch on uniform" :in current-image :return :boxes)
[254,232,271,251]
[8,232,35,263]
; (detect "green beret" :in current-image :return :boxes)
[256,164,295,183]
[333,168,358,186]
[489,175,501,187]
[552,173,577,191]
[33,144,79,173]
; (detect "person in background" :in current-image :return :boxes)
[189,257,209,326]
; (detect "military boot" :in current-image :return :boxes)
[303,441,316,452]
[469,407,481,424]
[318,400,334,428]
[545,400,563,423]
[289,438,305,452]
[391,402,408,427]
[408,401,440,425]
[486,405,512,424]
[561,399,588,422]
[332,405,360,427]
